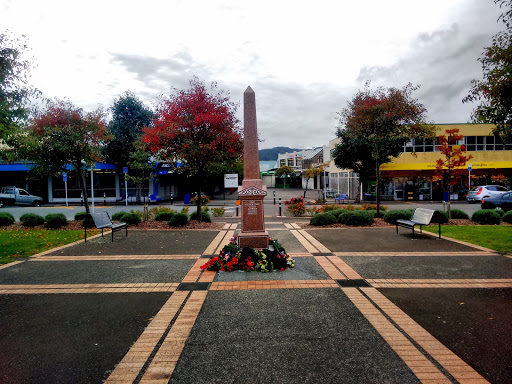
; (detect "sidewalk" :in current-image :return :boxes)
[0,223,511,383]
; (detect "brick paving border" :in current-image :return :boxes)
[290,230,319,253]
[0,283,179,294]
[32,255,201,261]
[210,280,338,290]
[368,278,512,288]
[334,251,497,257]
[361,287,489,383]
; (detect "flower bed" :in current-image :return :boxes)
[200,235,295,272]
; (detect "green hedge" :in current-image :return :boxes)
[503,210,512,224]
[471,209,501,225]
[338,210,375,226]
[120,213,141,225]
[0,212,15,226]
[310,212,337,226]
[20,213,45,227]
[189,211,212,223]
[449,209,469,220]
[112,211,128,221]
[155,212,174,221]
[74,212,88,221]
[383,209,414,225]
[432,210,449,224]
[169,212,188,226]
[45,213,68,228]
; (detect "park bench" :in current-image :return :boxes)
[396,208,441,239]
[84,212,128,243]
[334,193,347,204]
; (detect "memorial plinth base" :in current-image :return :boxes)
[237,231,269,249]
[238,183,268,249]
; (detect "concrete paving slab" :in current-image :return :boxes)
[170,289,419,384]
[45,230,219,256]
[341,255,512,279]
[0,259,195,284]
[380,288,512,384]
[215,257,330,282]
[307,227,481,253]
[268,229,308,254]
[0,293,171,384]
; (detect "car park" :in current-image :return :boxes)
[481,192,512,211]
[467,185,510,203]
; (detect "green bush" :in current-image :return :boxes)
[471,209,501,225]
[432,210,449,224]
[20,213,45,227]
[383,209,414,225]
[44,213,68,228]
[503,210,512,224]
[112,211,128,221]
[120,213,141,225]
[0,212,15,226]
[169,212,189,226]
[155,212,174,221]
[495,208,505,218]
[190,211,212,222]
[213,207,226,217]
[310,212,337,226]
[74,212,88,221]
[331,208,347,220]
[338,210,375,226]
[449,209,469,220]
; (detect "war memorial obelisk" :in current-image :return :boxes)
[237,86,269,249]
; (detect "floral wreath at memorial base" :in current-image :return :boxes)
[200,235,295,273]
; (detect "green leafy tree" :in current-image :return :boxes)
[103,91,154,168]
[26,99,109,213]
[463,0,512,142]
[140,78,242,217]
[0,31,37,155]
[334,82,435,215]
[125,148,155,204]
[275,165,294,190]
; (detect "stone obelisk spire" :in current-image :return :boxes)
[237,86,269,249]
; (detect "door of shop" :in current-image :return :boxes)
[394,178,405,200]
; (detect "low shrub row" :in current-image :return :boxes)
[310,210,375,226]
[0,212,69,228]
[310,207,512,226]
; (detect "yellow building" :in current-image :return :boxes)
[329,124,512,201]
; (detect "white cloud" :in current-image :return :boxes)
[0,0,505,148]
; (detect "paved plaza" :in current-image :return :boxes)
[0,223,511,383]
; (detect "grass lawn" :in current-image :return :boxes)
[0,229,99,265]
[424,225,512,254]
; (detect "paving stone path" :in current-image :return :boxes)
[0,224,511,383]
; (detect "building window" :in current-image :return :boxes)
[280,159,286,166]
[287,158,294,167]
[318,156,323,163]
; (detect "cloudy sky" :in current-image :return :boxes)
[1,0,505,149]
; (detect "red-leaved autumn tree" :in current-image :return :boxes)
[435,129,472,198]
[28,99,109,213]
[141,78,243,217]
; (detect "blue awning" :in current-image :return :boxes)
[0,163,33,171]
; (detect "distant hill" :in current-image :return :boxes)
[259,147,302,161]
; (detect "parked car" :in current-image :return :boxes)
[467,185,510,203]
[0,186,43,207]
[481,192,512,211]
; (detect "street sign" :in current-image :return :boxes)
[123,167,128,174]
[62,172,67,182]
[468,163,472,171]
[224,174,238,188]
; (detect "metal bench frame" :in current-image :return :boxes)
[396,208,441,239]
[84,212,128,243]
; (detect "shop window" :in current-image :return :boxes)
[414,139,425,152]
[465,136,476,151]
[287,159,294,167]
[476,136,485,151]
[404,140,414,152]
[485,136,495,151]
[280,159,286,166]
[424,138,435,152]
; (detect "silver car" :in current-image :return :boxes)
[467,185,510,203]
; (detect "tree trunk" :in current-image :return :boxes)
[303,177,310,198]
[196,175,202,221]
[375,152,381,218]
[136,184,141,204]
[354,182,361,203]
[79,169,90,214]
